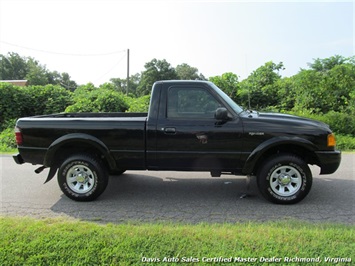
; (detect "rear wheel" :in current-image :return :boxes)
[58,154,108,201]
[257,154,312,204]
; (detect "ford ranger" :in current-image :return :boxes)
[13,80,341,204]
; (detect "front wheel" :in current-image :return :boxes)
[57,154,108,201]
[257,154,312,204]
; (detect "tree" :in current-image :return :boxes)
[0,52,28,80]
[209,72,239,100]
[0,52,77,88]
[57,72,77,91]
[110,77,126,93]
[25,58,50,85]
[239,61,284,109]
[110,73,140,96]
[0,53,50,85]
[307,55,347,72]
[292,57,355,114]
[176,63,205,80]
[137,59,178,96]
[48,71,78,91]
[273,76,297,111]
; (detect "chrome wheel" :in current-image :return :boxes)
[269,165,302,197]
[58,154,108,201]
[257,154,312,204]
[66,164,96,194]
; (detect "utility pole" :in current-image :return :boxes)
[126,49,130,95]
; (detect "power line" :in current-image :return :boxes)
[93,52,128,83]
[0,41,126,57]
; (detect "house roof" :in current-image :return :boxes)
[0,80,28,86]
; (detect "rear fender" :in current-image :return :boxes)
[43,133,116,170]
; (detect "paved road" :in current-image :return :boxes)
[1,154,354,224]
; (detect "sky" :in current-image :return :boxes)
[0,0,354,85]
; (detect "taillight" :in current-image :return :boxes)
[15,126,23,145]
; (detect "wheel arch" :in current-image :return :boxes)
[242,136,320,175]
[44,133,116,171]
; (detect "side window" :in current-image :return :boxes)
[167,87,221,119]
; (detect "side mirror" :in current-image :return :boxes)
[215,107,229,121]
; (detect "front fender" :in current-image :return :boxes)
[43,133,116,169]
[242,136,317,174]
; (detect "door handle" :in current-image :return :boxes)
[164,127,176,134]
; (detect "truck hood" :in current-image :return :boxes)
[260,112,328,127]
[242,110,331,132]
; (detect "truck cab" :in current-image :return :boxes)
[146,81,245,173]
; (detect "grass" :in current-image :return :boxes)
[0,217,354,265]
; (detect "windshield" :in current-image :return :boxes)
[211,83,244,114]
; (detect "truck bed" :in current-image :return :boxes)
[16,112,148,169]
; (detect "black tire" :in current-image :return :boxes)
[257,154,312,204]
[57,154,108,201]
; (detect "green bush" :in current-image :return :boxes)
[23,85,73,115]
[64,85,99,112]
[336,135,355,151]
[0,119,17,151]
[125,95,150,113]
[0,83,73,123]
[0,127,16,151]
[95,91,129,112]
[65,84,128,113]
[322,111,355,136]
[0,83,25,124]
[0,83,73,152]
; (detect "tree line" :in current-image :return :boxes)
[1,52,354,138]
[85,54,355,136]
[0,52,77,90]
[1,53,354,114]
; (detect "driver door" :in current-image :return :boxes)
[155,84,244,171]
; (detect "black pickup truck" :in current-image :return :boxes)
[13,80,341,204]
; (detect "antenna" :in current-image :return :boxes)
[248,86,251,110]
[126,49,130,94]
[245,54,251,110]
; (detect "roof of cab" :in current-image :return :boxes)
[153,80,213,86]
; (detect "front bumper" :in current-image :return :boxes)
[13,153,24,165]
[315,150,341,175]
